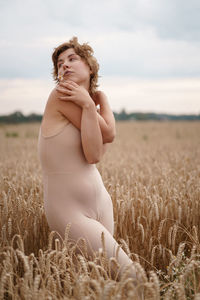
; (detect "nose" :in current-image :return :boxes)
[63,61,69,69]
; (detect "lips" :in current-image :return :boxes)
[64,70,73,76]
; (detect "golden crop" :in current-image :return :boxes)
[0,121,200,299]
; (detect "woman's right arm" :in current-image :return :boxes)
[47,88,109,156]
[49,88,115,144]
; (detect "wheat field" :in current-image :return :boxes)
[0,121,200,299]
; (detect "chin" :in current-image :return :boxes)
[63,74,75,81]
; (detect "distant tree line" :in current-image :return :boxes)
[113,108,200,121]
[0,109,199,124]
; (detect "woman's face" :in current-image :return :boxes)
[57,48,92,90]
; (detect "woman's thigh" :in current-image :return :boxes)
[98,193,114,236]
[58,212,134,277]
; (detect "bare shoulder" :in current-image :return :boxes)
[93,90,108,102]
[94,90,106,96]
[47,88,82,130]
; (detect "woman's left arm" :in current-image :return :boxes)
[58,81,116,144]
[81,101,104,164]
[56,81,107,163]
[92,90,116,143]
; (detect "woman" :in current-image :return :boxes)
[38,37,142,288]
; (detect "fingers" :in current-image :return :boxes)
[56,86,72,95]
[59,96,72,101]
[56,80,79,100]
[59,81,78,89]
[57,83,73,92]
[60,82,73,90]
[56,86,72,101]
[55,80,79,101]
[65,80,78,87]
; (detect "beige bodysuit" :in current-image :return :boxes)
[37,120,138,281]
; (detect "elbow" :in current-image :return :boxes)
[87,156,100,164]
[103,131,116,143]
[86,150,102,164]
[88,158,100,164]
[109,131,116,142]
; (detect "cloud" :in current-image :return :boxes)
[0,0,200,79]
[0,78,53,115]
[1,0,200,41]
[1,77,200,115]
[0,0,200,114]
[127,0,200,41]
[93,30,200,77]
[99,76,200,114]
[1,28,200,79]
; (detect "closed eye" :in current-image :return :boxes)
[70,57,77,61]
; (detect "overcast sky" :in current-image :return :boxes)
[0,0,200,115]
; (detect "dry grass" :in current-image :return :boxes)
[0,121,200,299]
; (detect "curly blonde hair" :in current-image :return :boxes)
[52,36,99,96]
